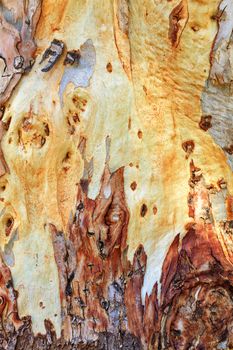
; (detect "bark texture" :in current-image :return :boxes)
[0,0,233,349]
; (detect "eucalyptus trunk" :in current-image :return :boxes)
[0,0,233,349]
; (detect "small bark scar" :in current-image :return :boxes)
[168,0,189,48]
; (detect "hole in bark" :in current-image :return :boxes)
[43,123,50,136]
[137,130,143,139]
[224,144,233,155]
[182,140,195,153]
[199,115,212,131]
[0,180,7,192]
[106,62,112,73]
[87,231,95,237]
[130,181,137,191]
[72,113,80,123]
[140,204,148,217]
[6,218,13,227]
[39,301,45,309]
[218,178,227,190]
[0,107,5,120]
[4,216,14,236]
[64,50,80,65]
[77,202,84,211]
[153,205,157,215]
[191,25,199,32]
[63,151,71,163]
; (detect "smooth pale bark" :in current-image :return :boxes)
[0,0,233,349]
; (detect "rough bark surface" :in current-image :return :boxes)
[0,0,233,349]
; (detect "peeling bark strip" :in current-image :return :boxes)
[160,161,233,349]
[113,0,131,78]
[40,39,64,72]
[48,162,233,349]
[168,0,188,48]
[0,0,41,107]
[202,0,233,169]
[0,0,41,178]
[0,255,22,329]
[50,165,155,349]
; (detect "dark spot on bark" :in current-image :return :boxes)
[191,25,199,32]
[76,297,86,309]
[77,201,84,211]
[171,328,181,337]
[40,136,46,147]
[182,140,195,153]
[153,205,157,215]
[63,151,71,163]
[218,178,227,190]
[199,115,212,131]
[44,123,50,136]
[5,216,14,236]
[130,181,137,191]
[73,113,80,123]
[6,279,13,289]
[87,231,95,237]
[64,50,80,65]
[6,217,13,228]
[97,239,106,259]
[14,56,24,70]
[100,297,110,311]
[224,144,233,155]
[83,286,90,295]
[137,130,143,139]
[128,117,131,130]
[0,107,5,120]
[106,62,112,73]
[39,301,45,309]
[140,203,147,217]
[112,281,123,295]
[65,271,75,297]
[219,329,228,342]
[143,85,147,94]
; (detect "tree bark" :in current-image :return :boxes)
[0,0,233,349]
